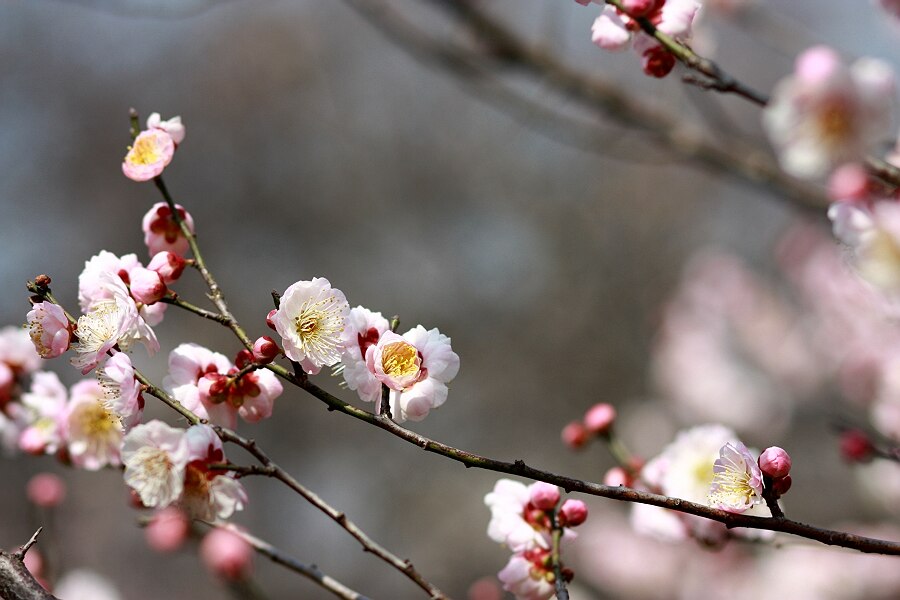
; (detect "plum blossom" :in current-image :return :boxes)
[707,442,764,513]
[54,570,122,600]
[497,550,556,600]
[26,302,71,359]
[142,202,195,258]
[97,352,143,429]
[336,306,390,403]
[70,295,141,375]
[485,479,569,552]
[180,424,247,521]
[272,277,353,375]
[762,46,895,179]
[79,250,168,327]
[16,371,67,455]
[0,326,41,405]
[367,325,459,422]
[122,129,175,182]
[829,200,900,294]
[163,343,282,428]
[201,528,253,581]
[64,379,125,469]
[122,420,190,508]
[146,112,185,145]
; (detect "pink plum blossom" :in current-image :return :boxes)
[366,325,459,422]
[181,424,247,521]
[485,479,574,552]
[97,352,143,429]
[251,336,279,364]
[762,46,896,179]
[146,112,185,145]
[122,129,175,182]
[829,200,900,294]
[146,251,186,285]
[26,302,71,359]
[145,507,190,553]
[497,550,556,600]
[583,403,616,434]
[758,446,792,479]
[79,250,168,327]
[707,442,764,513]
[558,499,588,527]
[16,370,67,455]
[64,379,125,470]
[272,277,353,374]
[0,326,41,405]
[529,482,561,510]
[142,202,195,258]
[70,288,143,375]
[201,528,253,581]
[122,420,190,509]
[128,266,166,305]
[336,306,390,403]
[561,421,589,450]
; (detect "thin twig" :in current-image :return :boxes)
[549,515,568,600]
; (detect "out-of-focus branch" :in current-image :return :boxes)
[0,529,58,600]
[345,0,827,212]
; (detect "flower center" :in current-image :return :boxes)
[130,136,162,165]
[76,301,124,352]
[382,341,420,379]
[817,99,854,145]
[292,297,344,361]
[76,400,121,437]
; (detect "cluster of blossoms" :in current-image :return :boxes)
[485,479,588,600]
[579,0,701,78]
[269,285,460,422]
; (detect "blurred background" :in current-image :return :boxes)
[1,0,900,598]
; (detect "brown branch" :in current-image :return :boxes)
[0,529,58,600]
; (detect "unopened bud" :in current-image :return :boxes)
[147,251,186,284]
[201,528,253,581]
[252,336,279,364]
[146,507,190,553]
[529,482,561,510]
[771,474,792,496]
[558,499,588,527]
[129,266,167,305]
[642,46,676,78]
[561,421,589,450]
[266,309,278,331]
[840,429,875,463]
[622,0,657,16]
[234,349,254,369]
[603,466,632,488]
[758,446,792,479]
[828,163,870,202]
[26,473,66,508]
[584,402,616,435]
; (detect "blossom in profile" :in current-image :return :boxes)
[142,202,195,258]
[26,302,71,359]
[497,549,556,600]
[146,112,185,146]
[762,46,895,179]
[367,325,460,422]
[65,379,125,469]
[122,129,175,182]
[707,442,764,513]
[122,420,189,509]
[180,424,247,521]
[336,306,390,403]
[16,371,67,455]
[271,277,352,375]
[97,352,143,429]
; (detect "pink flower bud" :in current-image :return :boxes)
[583,402,616,435]
[603,466,632,488]
[467,577,503,600]
[529,482,561,510]
[771,474,792,496]
[622,0,656,16]
[201,528,253,581]
[642,46,676,78]
[26,473,66,508]
[561,421,589,450]
[840,429,875,463]
[758,446,792,479]
[147,251,186,284]
[234,349,254,369]
[828,163,870,202]
[146,507,190,553]
[266,309,278,331]
[129,266,167,305]
[252,336,279,364]
[558,499,588,527]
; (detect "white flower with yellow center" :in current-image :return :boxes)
[65,380,126,470]
[70,298,137,375]
[122,420,189,508]
[272,277,352,375]
[707,442,764,513]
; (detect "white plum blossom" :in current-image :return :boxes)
[122,420,190,508]
[64,379,125,470]
[70,296,141,375]
[497,550,555,600]
[272,278,353,374]
[485,479,552,552]
[164,342,232,419]
[336,306,390,403]
[146,112,185,145]
[762,46,896,179]
[829,200,900,294]
[16,371,68,455]
[367,325,459,422]
[26,301,71,359]
[97,352,143,430]
[79,250,167,326]
[181,424,247,521]
[707,442,764,512]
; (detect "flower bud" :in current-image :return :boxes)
[252,336,280,364]
[828,163,870,202]
[147,251,186,284]
[603,466,632,488]
[758,446,792,479]
[201,528,253,581]
[584,402,616,435]
[622,0,657,16]
[266,309,278,331]
[234,349,254,369]
[558,499,588,527]
[146,507,190,553]
[642,46,676,78]
[840,429,875,463]
[129,266,167,305]
[529,482,561,510]
[26,473,66,508]
[18,428,48,456]
[561,421,589,450]
[771,474,792,496]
